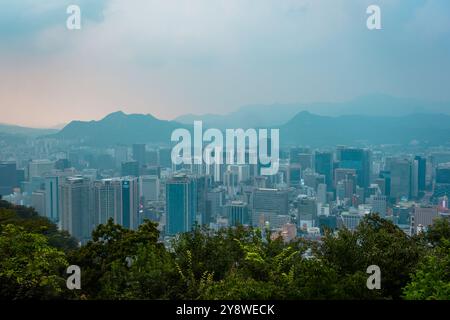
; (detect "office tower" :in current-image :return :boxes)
[165,174,197,235]
[206,189,225,223]
[379,170,391,197]
[298,153,313,171]
[314,151,333,190]
[290,147,311,164]
[158,148,172,168]
[59,177,92,243]
[340,212,362,230]
[0,161,18,196]
[411,206,439,235]
[338,148,371,190]
[31,190,46,216]
[114,145,128,168]
[393,205,412,225]
[132,144,146,166]
[121,161,139,177]
[297,195,317,224]
[226,201,250,226]
[390,158,412,200]
[288,164,302,187]
[414,156,427,192]
[317,183,327,204]
[334,168,357,187]
[253,188,289,216]
[28,160,55,179]
[369,194,387,217]
[411,159,419,198]
[45,176,59,222]
[92,179,120,226]
[194,176,209,226]
[92,177,140,229]
[434,163,450,198]
[140,175,160,202]
[118,177,140,229]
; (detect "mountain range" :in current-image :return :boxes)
[46,110,450,147]
[175,94,450,129]
[50,111,183,146]
[2,94,450,147]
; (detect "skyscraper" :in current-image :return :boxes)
[165,174,197,235]
[414,156,427,192]
[92,177,140,230]
[338,148,371,190]
[140,175,160,202]
[121,161,140,177]
[44,176,59,223]
[59,176,92,243]
[132,144,146,167]
[0,161,18,196]
[314,151,333,190]
[226,201,250,226]
[390,158,412,200]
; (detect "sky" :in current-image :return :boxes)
[0,0,449,128]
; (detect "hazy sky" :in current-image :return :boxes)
[0,0,449,127]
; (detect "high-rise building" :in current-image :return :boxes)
[140,175,160,202]
[226,201,250,226]
[59,177,92,243]
[0,161,18,196]
[165,174,197,235]
[44,176,59,223]
[158,148,172,168]
[31,190,46,216]
[288,164,302,187]
[314,151,333,190]
[338,148,371,190]
[411,206,438,235]
[390,158,412,200]
[28,160,55,179]
[434,163,450,198]
[92,177,140,230]
[369,194,387,217]
[414,156,427,192]
[253,188,289,216]
[132,144,146,167]
[297,195,317,223]
[121,161,139,177]
[114,145,128,168]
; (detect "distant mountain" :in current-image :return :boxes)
[0,123,58,137]
[280,111,450,146]
[175,94,450,128]
[52,111,184,146]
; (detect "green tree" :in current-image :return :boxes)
[0,224,69,299]
[403,239,450,300]
[317,214,422,299]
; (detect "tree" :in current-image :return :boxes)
[0,224,69,299]
[316,214,422,299]
[69,218,164,299]
[403,239,450,300]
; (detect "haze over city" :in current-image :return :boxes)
[1,0,450,127]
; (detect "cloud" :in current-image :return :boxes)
[0,0,449,127]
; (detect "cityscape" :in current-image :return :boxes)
[1,0,450,306]
[1,120,450,245]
